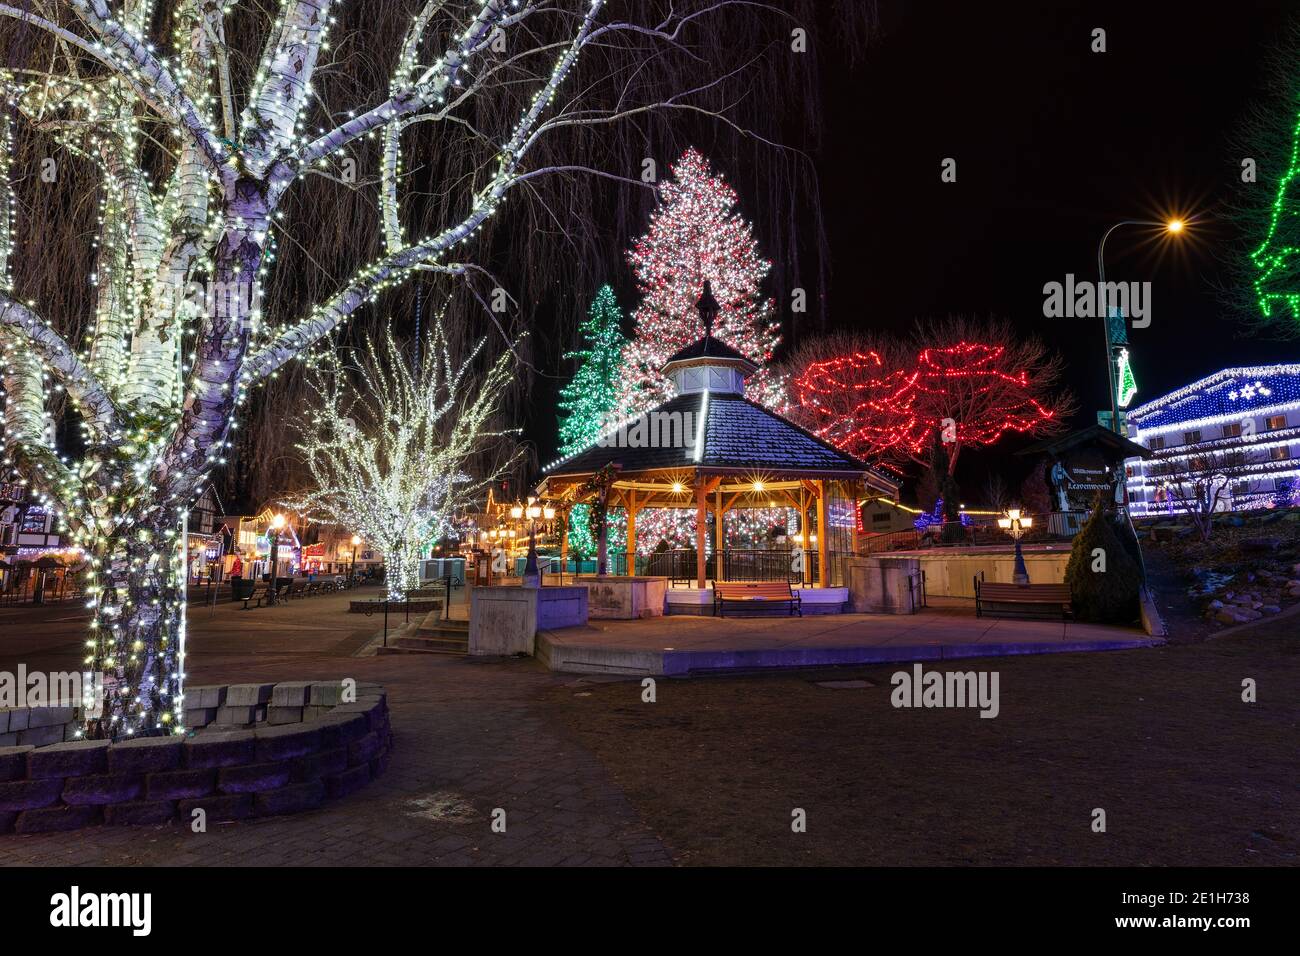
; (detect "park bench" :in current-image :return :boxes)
[713,581,801,618]
[304,582,321,597]
[974,577,1072,620]
[241,586,267,610]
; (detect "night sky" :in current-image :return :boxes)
[813,0,1296,496]
[516,0,1298,502]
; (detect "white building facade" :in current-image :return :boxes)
[1124,364,1300,515]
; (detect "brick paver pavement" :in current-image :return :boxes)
[0,588,672,866]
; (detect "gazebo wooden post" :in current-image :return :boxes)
[848,481,861,555]
[695,481,708,589]
[816,479,829,588]
[625,490,638,577]
[596,485,610,576]
[559,507,570,579]
[713,488,725,583]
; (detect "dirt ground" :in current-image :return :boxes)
[545,620,1299,866]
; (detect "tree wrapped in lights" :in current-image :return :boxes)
[558,285,627,557]
[617,148,785,550]
[286,323,516,601]
[618,147,783,414]
[0,0,784,737]
[789,318,1074,476]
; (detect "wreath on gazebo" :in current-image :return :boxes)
[573,463,619,541]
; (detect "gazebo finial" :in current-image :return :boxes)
[696,280,720,338]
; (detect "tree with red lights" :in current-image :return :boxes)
[618,148,783,414]
[788,317,1074,475]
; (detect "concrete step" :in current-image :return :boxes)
[416,617,469,640]
[384,632,469,655]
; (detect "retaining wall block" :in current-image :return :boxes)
[347,732,381,767]
[14,805,101,833]
[0,777,65,811]
[224,684,274,707]
[27,706,76,729]
[0,746,34,783]
[183,707,218,729]
[309,682,346,706]
[290,747,347,783]
[26,739,110,778]
[217,761,292,794]
[267,707,303,725]
[254,780,324,817]
[271,682,313,708]
[214,705,259,726]
[316,713,368,749]
[61,773,144,806]
[183,730,255,769]
[331,698,387,732]
[185,685,228,709]
[145,768,215,801]
[18,725,65,748]
[254,724,321,762]
[108,736,184,774]
[177,793,253,823]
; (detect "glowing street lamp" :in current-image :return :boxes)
[1097,217,1189,435]
[998,508,1034,585]
[349,534,361,585]
[267,513,287,604]
[521,497,546,587]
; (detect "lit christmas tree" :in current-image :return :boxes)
[617,148,788,552]
[558,286,628,556]
[618,147,783,414]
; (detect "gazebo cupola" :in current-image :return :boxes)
[660,281,758,397]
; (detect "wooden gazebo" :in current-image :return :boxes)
[538,284,898,588]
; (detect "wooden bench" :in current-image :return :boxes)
[975,578,1072,619]
[714,581,801,618]
[241,586,267,610]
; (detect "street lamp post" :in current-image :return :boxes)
[349,534,361,585]
[267,513,286,605]
[1096,218,1186,436]
[998,509,1034,585]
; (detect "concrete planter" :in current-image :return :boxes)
[469,585,588,656]
[575,575,668,619]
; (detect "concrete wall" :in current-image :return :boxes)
[915,549,1072,598]
[470,585,588,655]
[576,576,667,619]
[846,556,921,614]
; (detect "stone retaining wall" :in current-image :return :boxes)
[0,681,391,834]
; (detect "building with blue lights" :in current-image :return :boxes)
[1124,364,1300,515]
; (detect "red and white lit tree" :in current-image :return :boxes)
[618,147,784,415]
[614,148,787,552]
[790,318,1074,476]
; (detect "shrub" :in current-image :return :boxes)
[1065,504,1141,623]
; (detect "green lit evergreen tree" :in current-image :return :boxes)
[558,285,628,556]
